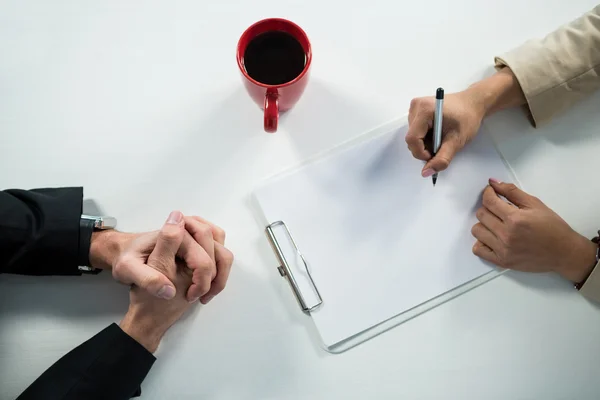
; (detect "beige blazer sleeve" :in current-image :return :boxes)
[494,6,600,302]
[494,5,600,127]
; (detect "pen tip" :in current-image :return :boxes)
[432,175,437,186]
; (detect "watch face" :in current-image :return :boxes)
[96,217,117,230]
[81,215,117,230]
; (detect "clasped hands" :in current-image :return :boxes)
[90,211,233,352]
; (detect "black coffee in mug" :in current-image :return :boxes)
[243,31,306,85]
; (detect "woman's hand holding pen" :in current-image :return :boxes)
[405,68,526,176]
[405,90,485,177]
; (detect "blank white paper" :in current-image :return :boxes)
[255,121,514,348]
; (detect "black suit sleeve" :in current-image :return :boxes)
[0,187,93,275]
[3,189,154,398]
[17,324,156,400]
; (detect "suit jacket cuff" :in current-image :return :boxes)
[2,187,84,275]
[67,324,156,399]
[18,323,156,400]
[68,324,156,399]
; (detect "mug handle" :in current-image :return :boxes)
[264,90,278,133]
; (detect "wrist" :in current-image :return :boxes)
[89,230,134,270]
[556,233,598,283]
[119,306,167,353]
[466,67,526,117]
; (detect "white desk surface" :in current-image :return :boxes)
[1,1,600,399]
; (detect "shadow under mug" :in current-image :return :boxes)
[237,18,312,133]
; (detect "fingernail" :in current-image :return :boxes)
[201,295,214,305]
[167,211,183,225]
[188,297,199,303]
[422,168,435,178]
[489,178,502,184]
[157,285,176,300]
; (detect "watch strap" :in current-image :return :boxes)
[78,217,101,274]
[575,231,600,290]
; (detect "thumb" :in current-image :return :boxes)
[119,258,178,300]
[147,211,185,275]
[422,134,460,175]
[489,179,533,208]
[111,231,177,299]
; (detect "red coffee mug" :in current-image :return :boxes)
[237,18,312,133]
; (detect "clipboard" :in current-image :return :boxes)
[253,116,519,353]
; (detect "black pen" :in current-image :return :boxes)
[432,88,444,186]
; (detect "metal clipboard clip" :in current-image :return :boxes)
[265,221,323,313]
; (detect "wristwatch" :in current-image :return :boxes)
[575,230,600,290]
[78,214,117,273]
